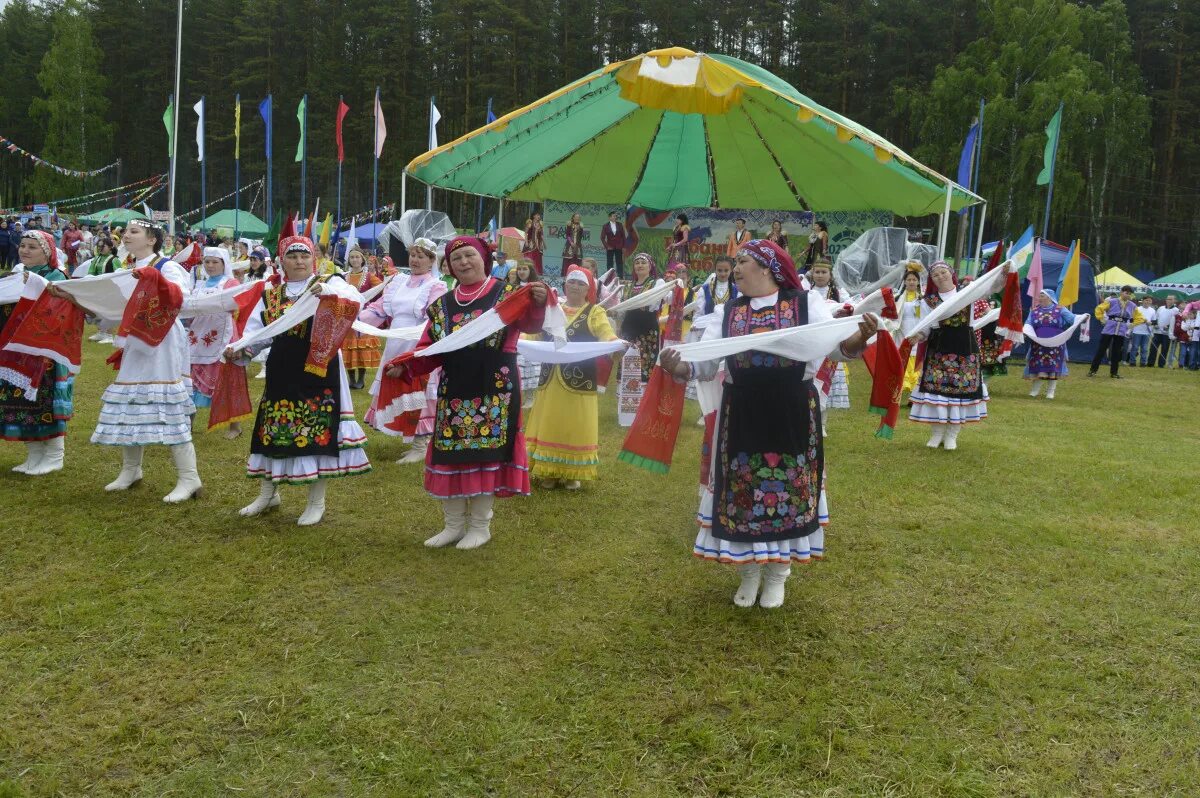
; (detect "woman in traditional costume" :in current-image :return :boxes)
[616,252,662,427]
[525,267,619,490]
[187,247,244,439]
[230,236,371,525]
[1,231,73,475]
[562,213,583,270]
[766,220,788,252]
[668,214,691,269]
[522,212,545,275]
[908,260,987,450]
[896,264,924,396]
[1024,288,1076,399]
[661,240,877,609]
[509,259,541,408]
[340,246,383,389]
[361,238,447,464]
[386,236,548,550]
[807,258,850,426]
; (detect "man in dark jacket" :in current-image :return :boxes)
[600,210,627,279]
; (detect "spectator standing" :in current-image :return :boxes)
[1150,294,1181,367]
[600,211,627,279]
[61,221,84,270]
[1126,296,1156,366]
[0,219,11,268]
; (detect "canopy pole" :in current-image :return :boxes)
[973,201,988,277]
[936,181,953,260]
[497,198,503,238]
[400,172,407,215]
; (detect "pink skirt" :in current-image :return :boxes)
[423,428,531,499]
[190,362,221,405]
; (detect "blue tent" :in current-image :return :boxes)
[983,239,1100,363]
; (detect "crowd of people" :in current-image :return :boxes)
[1,207,1194,610]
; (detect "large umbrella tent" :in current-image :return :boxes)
[1094,266,1148,293]
[405,47,982,256]
[197,209,269,238]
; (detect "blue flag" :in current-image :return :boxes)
[259,96,273,159]
[956,121,979,215]
[486,97,496,124]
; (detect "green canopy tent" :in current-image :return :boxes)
[197,209,269,238]
[1149,264,1200,296]
[77,207,148,226]
[405,47,982,257]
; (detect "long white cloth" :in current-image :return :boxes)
[1023,313,1089,347]
[971,306,1000,330]
[607,279,680,314]
[905,264,1010,341]
[411,294,567,359]
[667,314,864,364]
[229,292,320,354]
[350,319,623,364]
[51,270,135,321]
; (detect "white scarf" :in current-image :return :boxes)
[1023,312,1089,347]
[906,264,1009,341]
[667,314,863,364]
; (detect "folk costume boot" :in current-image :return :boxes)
[926,423,947,449]
[163,442,204,503]
[12,441,47,473]
[27,436,65,476]
[397,436,429,465]
[1029,379,1043,397]
[105,445,144,491]
[297,480,328,526]
[1045,381,1057,399]
[942,425,961,451]
[425,497,468,547]
[733,563,762,608]
[758,563,791,609]
[457,494,494,550]
[239,480,281,517]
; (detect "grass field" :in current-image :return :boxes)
[2,340,1199,797]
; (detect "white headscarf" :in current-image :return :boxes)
[194,246,234,288]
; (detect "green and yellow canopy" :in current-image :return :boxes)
[407,47,980,215]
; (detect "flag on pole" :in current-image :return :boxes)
[345,218,358,253]
[234,97,241,160]
[336,99,350,162]
[1036,105,1063,186]
[1057,239,1081,307]
[374,89,387,158]
[193,97,205,162]
[1026,240,1044,300]
[1007,225,1035,265]
[486,97,496,125]
[259,96,273,159]
[303,198,319,238]
[429,98,441,149]
[163,96,174,157]
[319,213,332,248]
[295,96,307,163]
[955,119,979,216]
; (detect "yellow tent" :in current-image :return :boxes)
[1094,266,1148,292]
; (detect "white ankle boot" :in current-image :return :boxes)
[926,424,947,448]
[396,436,429,465]
[297,481,328,526]
[425,497,468,547]
[1046,382,1057,399]
[809,528,825,560]
[163,442,203,502]
[1029,379,1043,397]
[239,480,281,517]
[943,425,961,451]
[457,494,494,549]
[733,563,762,608]
[759,563,791,609]
[12,441,46,473]
[105,446,144,491]
[26,436,65,476]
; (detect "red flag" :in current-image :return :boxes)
[230,281,266,340]
[336,100,350,163]
[983,240,1005,273]
[863,334,907,440]
[277,212,296,257]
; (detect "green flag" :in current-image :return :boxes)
[295,96,306,163]
[1036,104,1063,186]
[162,96,175,157]
[263,208,284,257]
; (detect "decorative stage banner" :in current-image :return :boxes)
[538,201,892,283]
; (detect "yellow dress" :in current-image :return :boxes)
[900,289,922,393]
[525,304,618,481]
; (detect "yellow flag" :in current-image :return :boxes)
[319,212,332,248]
[234,98,241,160]
[1058,239,1081,307]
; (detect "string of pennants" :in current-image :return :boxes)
[0,173,165,215]
[178,178,265,219]
[0,133,121,178]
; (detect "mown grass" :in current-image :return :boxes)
[1,339,1198,797]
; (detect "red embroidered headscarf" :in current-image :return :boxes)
[21,230,60,271]
[279,235,316,265]
[738,239,802,290]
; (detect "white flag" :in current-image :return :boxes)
[429,99,441,149]
[374,88,387,159]
[193,98,205,162]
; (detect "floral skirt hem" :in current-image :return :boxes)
[908,385,988,425]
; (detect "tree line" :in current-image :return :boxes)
[0,0,1195,273]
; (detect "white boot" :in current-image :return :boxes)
[1046,381,1057,399]
[733,563,762,608]
[926,423,947,448]
[425,497,468,547]
[1029,378,1043,397]
[163,442,203,503]
[759,563,791,609]
[239,480,281,517]
[810,528,825,560]
[943,425,961,451]
[11,441,46,473]
[297,480,327,526]
[104,446,144,491]
[26,436,65,475]
[457,494,494,550]
[396,435,429,465]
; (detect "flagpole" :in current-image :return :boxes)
[167,0,183,237]
[937,181,953,260]
[300,94,308,222]
[1041,100,1064,240]
[336,94,344,245]
[234,94,241,241]
[400,172,407,215]
[972,202,988,278]
[426,96,434,210]
[265,93,273,228]
[198,96,207,234]
[373,86,380,230]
